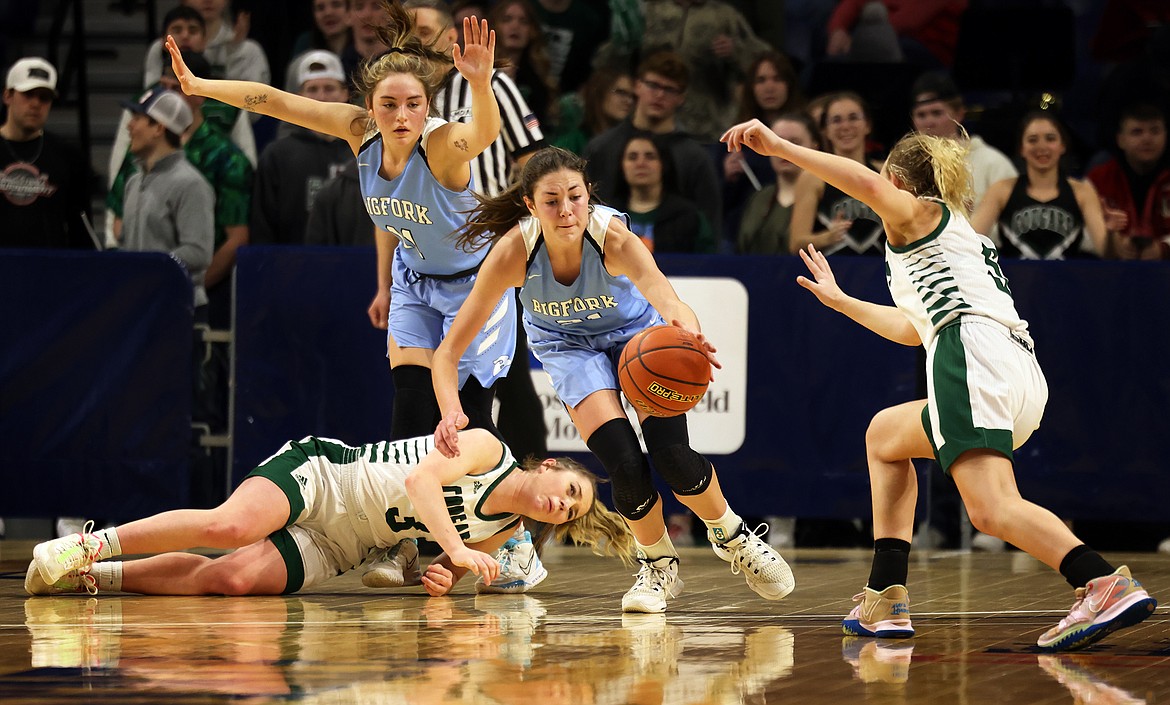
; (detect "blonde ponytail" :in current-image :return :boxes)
[886,131,975,217]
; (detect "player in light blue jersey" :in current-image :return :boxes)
[428,147,796,613]
[25,429,633,597]
[723,118,1156,651]
[165,1,512,442]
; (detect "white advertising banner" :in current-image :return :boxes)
[531,276,749,454]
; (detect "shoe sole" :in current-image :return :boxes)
[361,568,422,588]
[621,575,685,612]
[1036,595,1158,652]
[750,579,795,601]
[842,618,915,639]
[622,600,667,613]
[476,565,549,594]
[25,562,50,596]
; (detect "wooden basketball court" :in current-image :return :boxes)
[1,542,1166,703]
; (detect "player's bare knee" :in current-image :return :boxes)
[203,567,258,596]
[965,506,1001,538]
[200,516,258,547]
[865,412,902,462]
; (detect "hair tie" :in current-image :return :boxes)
[378,46,412,58]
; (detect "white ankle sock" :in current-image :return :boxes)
[636,530,678,560]
[702,506,744,545]
[93,527,121,560]
[91,562,123,592]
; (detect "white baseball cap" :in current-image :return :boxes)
[121,87,194,136]
[6,57,58,95]
[292,50,346,90]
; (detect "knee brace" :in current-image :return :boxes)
[642,415,712,496]
[458,378,501,440]
[390,365,439,440]
[586,418,658,520]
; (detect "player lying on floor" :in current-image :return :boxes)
[26,429,633,596]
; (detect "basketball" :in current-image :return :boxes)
[618,325,711,417]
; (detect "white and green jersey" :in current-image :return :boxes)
[885,201,1033,352]
[252,434,522,548]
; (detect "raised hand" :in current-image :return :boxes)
[452,16,495,88]
[796,244,848,310]
[164,35,199,96]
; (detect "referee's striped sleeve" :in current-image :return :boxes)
[491,71,544,154]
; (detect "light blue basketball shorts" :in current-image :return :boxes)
[525,308,664,408]
[388,252,516,388]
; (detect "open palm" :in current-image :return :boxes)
[453,16,495,87]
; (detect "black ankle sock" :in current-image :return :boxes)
[867,538,911,591]
[1059,545,1115,589]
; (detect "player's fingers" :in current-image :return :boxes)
[421,575,446,596]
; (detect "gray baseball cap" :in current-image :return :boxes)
[121,86,193,136]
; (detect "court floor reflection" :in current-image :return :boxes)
[1,545,1167,704]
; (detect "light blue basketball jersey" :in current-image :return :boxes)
[517,205,663,407]
[518,205,657,337]
[358,118,483,276]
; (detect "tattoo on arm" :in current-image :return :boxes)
[454,138,469,152]
[243,93,269,111]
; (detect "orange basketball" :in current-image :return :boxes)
[618,325,711,417]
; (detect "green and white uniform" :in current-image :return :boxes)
[885,201,1048,471]
[247,435,522,593]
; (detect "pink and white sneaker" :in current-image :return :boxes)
[1036,566,1156,652]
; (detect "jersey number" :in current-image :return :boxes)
[388,225,424,260]
[981,244,1011,295]
[385,507,428,533]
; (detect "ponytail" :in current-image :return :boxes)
[886,130,975,216]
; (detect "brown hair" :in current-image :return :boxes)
[738,50,804,122]
[582,66,633,136]
[885,130,975,216]
[636,49,688,90]
[353,0,453,117]
[519,456,636,563]
[773,110,822,151]
[455,146,595,250]
[489,0,553,91]
[1017,110,1069,151]
[819,90,872,131]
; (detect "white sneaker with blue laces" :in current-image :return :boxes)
[476,529,548,594]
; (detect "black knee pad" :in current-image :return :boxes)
[642,415,712,496]
[586,418,658,520]
[390,365,439,440]
[458,378,501,440]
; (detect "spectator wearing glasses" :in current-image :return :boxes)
[584,50,721,242]
[551,65,634,156]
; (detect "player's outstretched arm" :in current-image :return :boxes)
[405,429,506,586]
[432,232,526,457]
[797,245,920,346]
[604,217,723,371]
[723,118,919,234]
[428,16,501,179]
[166,35,367,151]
